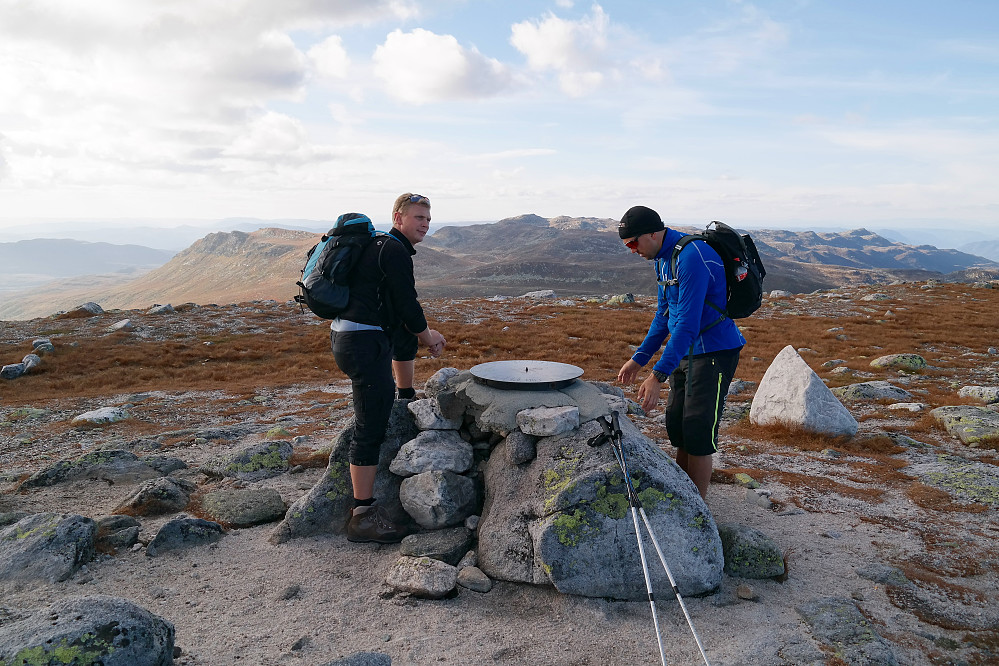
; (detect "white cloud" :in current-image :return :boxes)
[224,112,315,162]
[0,0,425,208]
[309,36,350,80]
[373,29,512,104]
[0,135,11,184]
[509,4,664,97]
[510,5,612,96]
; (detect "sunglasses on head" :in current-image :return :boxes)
[409,194,430,205]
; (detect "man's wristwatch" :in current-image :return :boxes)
[652,369,668,382]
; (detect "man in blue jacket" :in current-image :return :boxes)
[616,205,745,498]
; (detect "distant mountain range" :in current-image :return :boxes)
[958,239,999,263]
[414,217,998,298]
[1,217,997,321]
[0,239,176,294]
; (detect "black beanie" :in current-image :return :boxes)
[618,206,665,239]
[617,206,666,239]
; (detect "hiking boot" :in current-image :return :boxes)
[345,505,409,544]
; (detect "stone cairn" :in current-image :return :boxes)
[272,367,724,600]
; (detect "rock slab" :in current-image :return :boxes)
[0,595,175,666]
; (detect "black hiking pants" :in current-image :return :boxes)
[331,330,394,466]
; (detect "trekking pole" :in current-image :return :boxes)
[591,412,712,666]
[612,440,670,666]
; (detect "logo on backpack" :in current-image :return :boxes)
[668,220,767,321]
[295,213,376,319]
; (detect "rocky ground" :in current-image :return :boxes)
[1,283,998,665]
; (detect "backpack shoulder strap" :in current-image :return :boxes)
[665,234,701,286]
[374,231,402,277]
[669,232,728,330]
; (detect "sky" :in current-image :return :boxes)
[1,0,997,231]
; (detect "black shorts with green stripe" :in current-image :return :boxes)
[664,347,741,456]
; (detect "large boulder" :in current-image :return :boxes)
[199,488,287,527]
[477,416,722,599]
[0,513,96,584]
[750,346,858,437]
[1,363,25,380]
[56,301,104,318]
[270,401,418,543]
[0,596,175,666]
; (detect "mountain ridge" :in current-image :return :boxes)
[1,216,997,320]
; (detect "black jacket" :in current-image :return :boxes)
[338,228,428,335]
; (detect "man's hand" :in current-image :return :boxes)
[617,359,642,384]
[637,374,663,412]
[425,329,446,358]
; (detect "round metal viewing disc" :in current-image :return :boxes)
[470,360,583,391]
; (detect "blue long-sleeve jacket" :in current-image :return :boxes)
[632,228,746,376]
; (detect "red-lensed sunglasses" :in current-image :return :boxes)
[625,235,643,250]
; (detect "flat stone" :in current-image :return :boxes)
[797,597,898,665]
[832,380,913,402]
[931,406,999,446]
[399,526,472,565]
[390,430,473,477]
[199,488,287,527]
[516,405,579,437]
[457,566,493,593]
[385,556,458,599]
[870,353,926,371]
[146,515,224,557]
[958,386,999,404]
[72,407,130,425]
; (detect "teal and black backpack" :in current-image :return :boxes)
[295,213,378,319]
